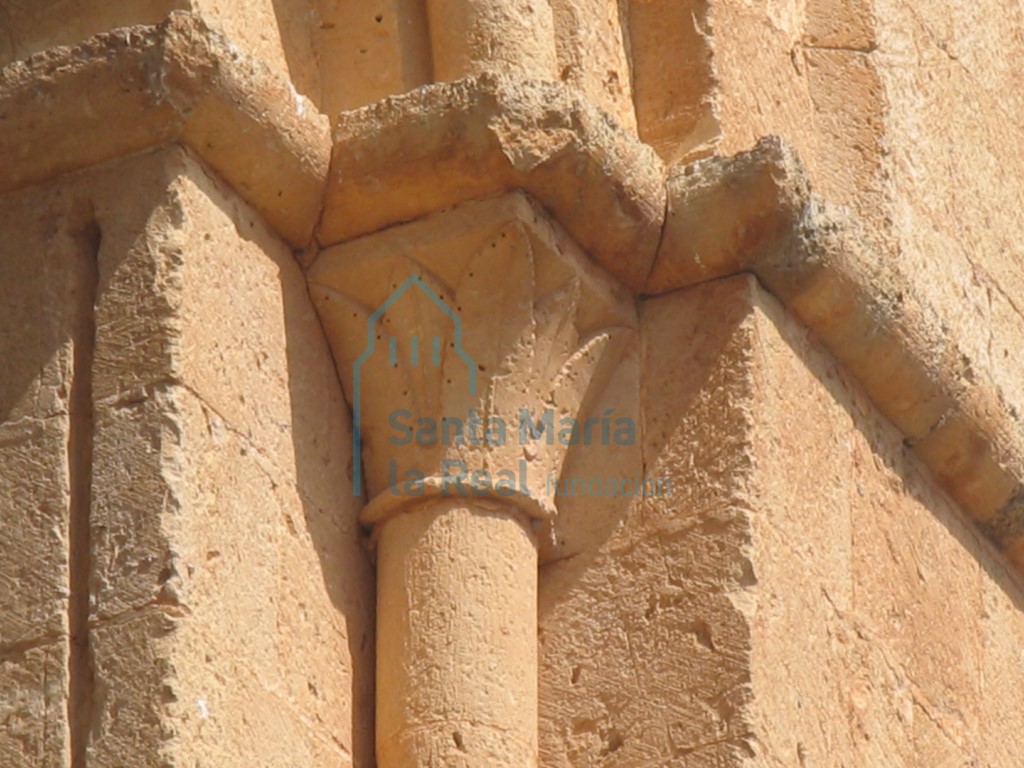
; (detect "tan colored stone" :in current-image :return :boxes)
[377,501,538,767]
[311,191,635,767]
[627,0,720,163]
[0,420,73,644]
[0,147,373,766]
[88,386,370,766]
[311,191,635,521]
[0,180,98,766]
[0,0,187,67]
[0,643,69,768]
[5,2,1024,766]
[0,0,322,102]
[538,273,1024,765]
[648,137,1024,563]
[550,0,636,131]
[0,13,330,246]
[739,272,1000,767]
[540,276,761,765]
[426,0,558,83]
[0,182,91,645]
[537,336,641,564]
[320,74,665,290]
[805,0,877,50]
[313,0,431,116]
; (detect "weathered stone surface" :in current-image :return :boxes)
[550,0,635,131]
[627,0,718,163]
[541,274,1024,766]
[312,0,431,116]
[312,191,634,767]
[89,386,368,766]
[0,0,322,101]
[644,0,1024,571]
[0,420,74,645]
[426,0,557,83]
[739,271,1024,767]
[0,183,89,646]
[84,146,372,766]
[0,643,69,768]
[377,501,538,767]
[540,276,760,766]
[0,0,187,67]
[311,191,635,522]
[648,137,1024,567]
[0,179,99,767]
[321,75,665,291]
[0,13,330,246]
[4,2,1024,766]
[0,146,371,766]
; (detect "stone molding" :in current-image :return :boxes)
[0,12,330,247]
[2,15,1023,571]
[319,73,667,291]
[648,138,1024,569]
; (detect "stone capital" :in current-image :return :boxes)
[309,191,635,531]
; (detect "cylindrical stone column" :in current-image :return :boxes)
[308,193,636,768]
[426,0,558,82]
[376,498,538,767]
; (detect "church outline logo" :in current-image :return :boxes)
[351,274,477,497]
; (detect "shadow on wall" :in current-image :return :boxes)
[192,166,376,764]
[0,147,375,765]
[279,231,377,767]
[537,279,762,765]
[88,147,377,765]
[117,150,378,764]
[760,277,1024,616]
[536,274,1024,765]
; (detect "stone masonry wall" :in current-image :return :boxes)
[0,146,373,767]
[3,0,1024,766]
[538,274,1024,766]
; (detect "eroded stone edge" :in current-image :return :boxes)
[648,136,1024,570]
[3,18,1022,575]
[0,11,330,247]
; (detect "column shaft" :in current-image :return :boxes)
[426,0,558,81]
[376,499,538,767]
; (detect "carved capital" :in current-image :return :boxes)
[309,192,635,529]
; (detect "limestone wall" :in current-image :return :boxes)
[2,1,1024,766]
[0,146,373,767]
[539,274,1024,765]
[0,154,88,768]
[696,0,1024,494]
[745,268,1024,767]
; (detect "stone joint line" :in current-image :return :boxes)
[1,10,1022,575]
